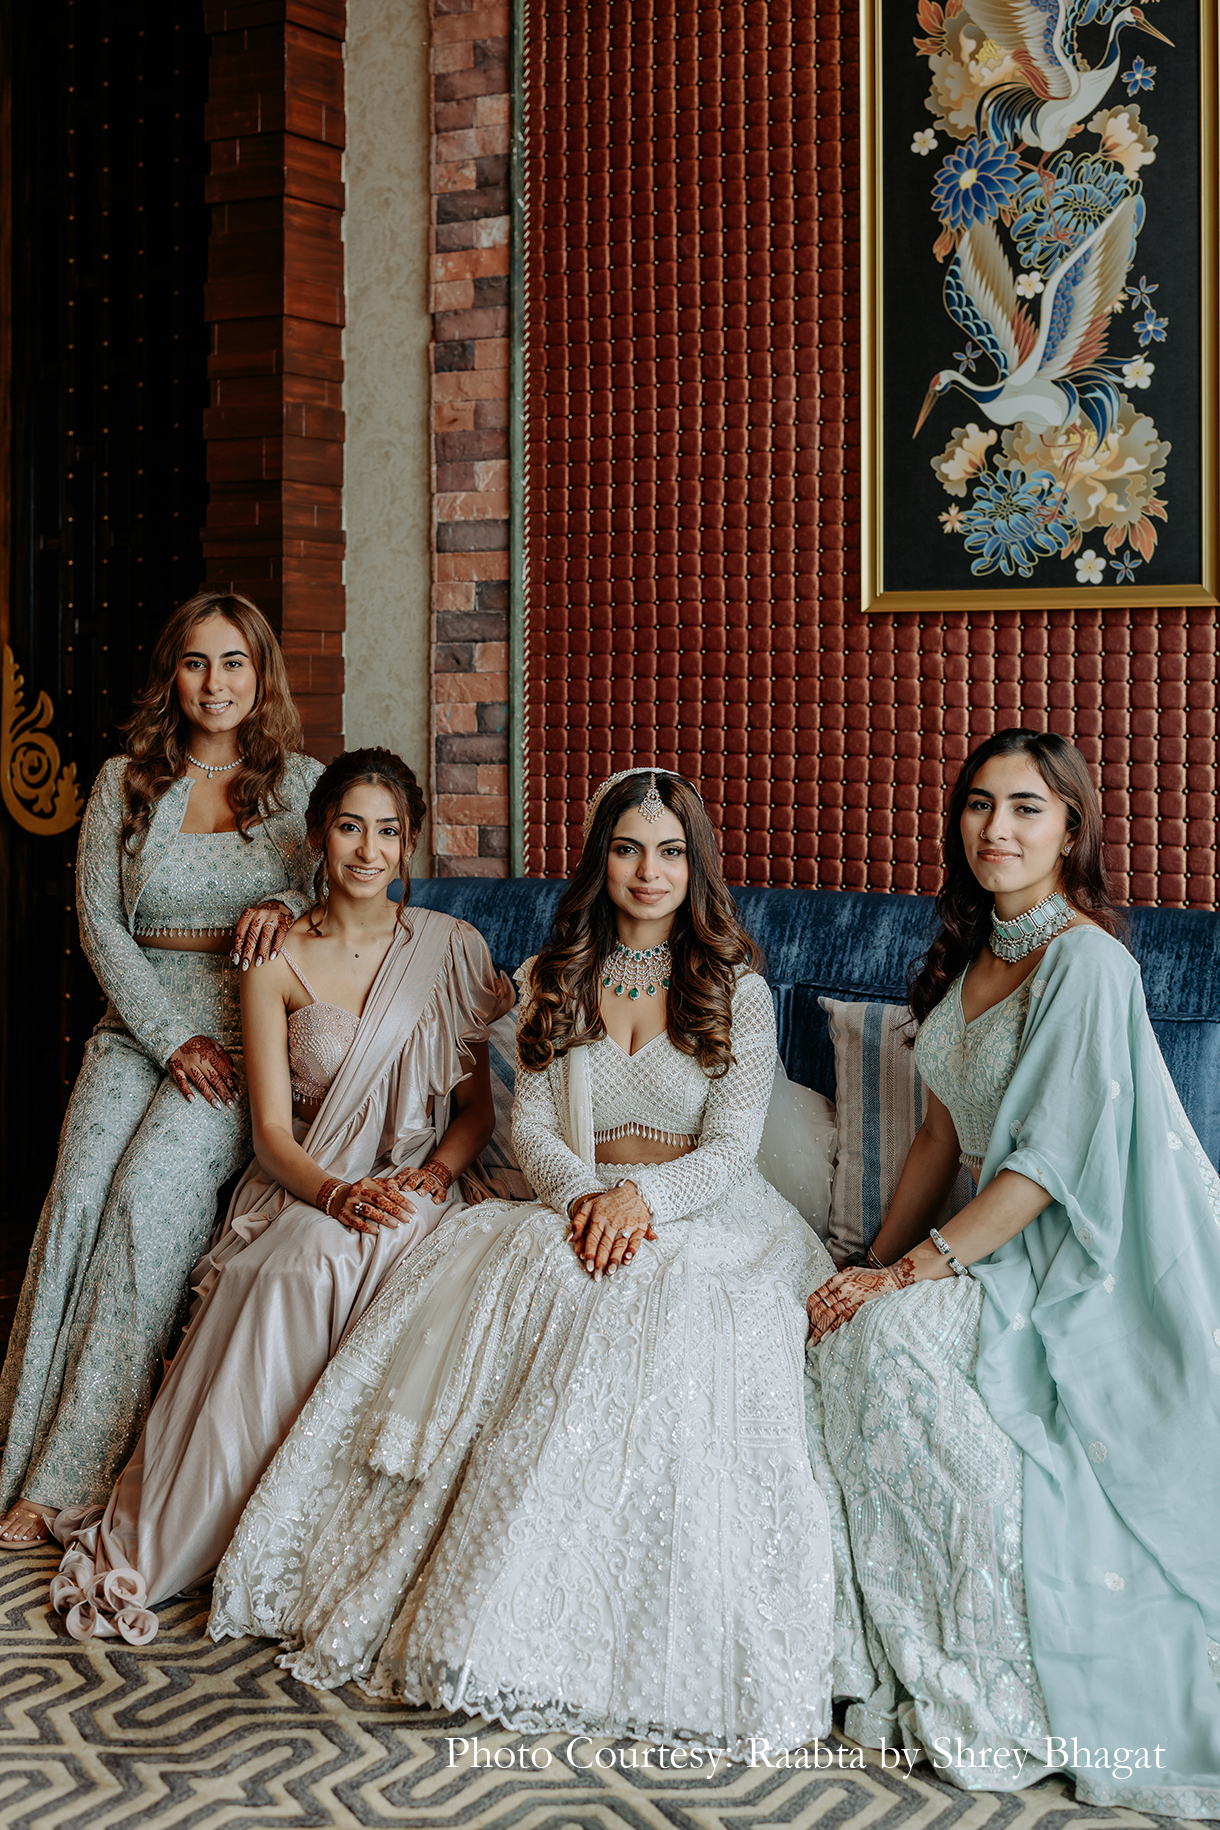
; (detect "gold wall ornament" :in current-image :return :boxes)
[1,645,84,834]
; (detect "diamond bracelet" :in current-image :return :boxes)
[928,1225,972,1279]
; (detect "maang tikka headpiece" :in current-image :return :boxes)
[638,773,665,823]
[582,766,704,841]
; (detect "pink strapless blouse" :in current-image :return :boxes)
[283,951,360,1107]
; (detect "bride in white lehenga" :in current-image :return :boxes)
[211,766,836,1757]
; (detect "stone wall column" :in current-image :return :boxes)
[429,0,511,874]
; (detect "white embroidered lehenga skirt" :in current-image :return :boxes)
[211,1163,836,1757]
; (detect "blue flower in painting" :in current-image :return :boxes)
[1135,306,1168,346]
[1126,273,1158,311]
[1113,551,1141,584]
[932,138,1021,234]
[960,468,1077,579]
[1011,155,1140,272]
[953,341,983,374]
[1122,57,1156,95]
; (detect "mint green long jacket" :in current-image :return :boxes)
[973,927,1220,1817]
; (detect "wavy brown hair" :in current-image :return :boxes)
[304,748,428,935]
[908,728,1125,1026]
[517,772,765,1077]
[118,590,303,849]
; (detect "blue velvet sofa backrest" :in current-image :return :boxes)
[408,877,1220,1168]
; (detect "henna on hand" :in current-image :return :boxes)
[167,1035,239,1108]
[334,1174,421,1235]
[395,1158,454,1205]
[806,1255,917,1345]
[233,899,296,971]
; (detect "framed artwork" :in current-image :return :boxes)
[861,0,1218,612]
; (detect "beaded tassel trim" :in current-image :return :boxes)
[594,1123,700,1147]
[135,924,237,938]
[602,940,672,1001]
[989,890,1076,963]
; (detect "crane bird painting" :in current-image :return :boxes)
[900,0,1178,585]
[968,0,1173,154]
[914,196,1141,443]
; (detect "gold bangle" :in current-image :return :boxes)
[318,1177,346,1218]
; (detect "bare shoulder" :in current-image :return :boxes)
[240,943,299,1015]
[274,914,327,984]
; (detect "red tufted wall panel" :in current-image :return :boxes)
[521,0,1217,906]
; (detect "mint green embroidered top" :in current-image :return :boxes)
[76,752,322,1065]
[914,967,1033,1176]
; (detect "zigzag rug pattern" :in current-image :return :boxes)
[0,1546,1199,1829]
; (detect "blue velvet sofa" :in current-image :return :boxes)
[409,878,1220,1169]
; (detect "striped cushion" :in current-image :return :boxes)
[820,996,972,1267]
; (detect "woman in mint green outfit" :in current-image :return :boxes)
[0,592,321,1544]
[807,729,1220,1818]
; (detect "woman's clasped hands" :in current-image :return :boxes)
[318,1160,455,1236]
[568,1182,656,1280]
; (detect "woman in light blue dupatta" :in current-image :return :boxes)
[806,729,1220,1819]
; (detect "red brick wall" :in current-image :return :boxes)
[202,0,346,760]
[429,0,512,875]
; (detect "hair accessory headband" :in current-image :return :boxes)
[582,767,704,840]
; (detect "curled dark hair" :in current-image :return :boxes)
[517,772,765,1077]
[908,728,1124,1026]
[119,590,303,849]
[304,747,427,934]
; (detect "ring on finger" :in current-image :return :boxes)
[354,1201,367,1216]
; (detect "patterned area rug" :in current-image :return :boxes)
[0,1544,1206,1829]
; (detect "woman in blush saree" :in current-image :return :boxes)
[50,749,512,1637]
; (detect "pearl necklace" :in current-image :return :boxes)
[186,751,241,779]
[602,940,672,1001]
[990,890,1076,963]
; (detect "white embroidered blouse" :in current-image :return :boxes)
[510,968,778,1225]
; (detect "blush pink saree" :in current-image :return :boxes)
[50,909,512,1639]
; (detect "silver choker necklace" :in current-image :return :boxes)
[603,940,672,1001]
[186,752,241,779]
[990,890,1076,963]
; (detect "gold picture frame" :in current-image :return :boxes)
[861,0,1218,614]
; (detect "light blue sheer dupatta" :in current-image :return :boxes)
[972,925,1220,1817]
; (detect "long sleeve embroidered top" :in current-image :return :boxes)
[511,969,777,1224]
[76,751,322,1066]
